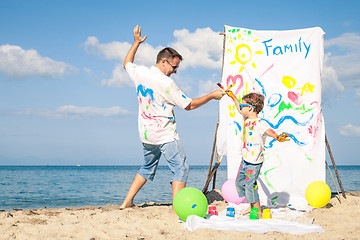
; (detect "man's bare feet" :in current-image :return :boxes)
[119,202,134,210]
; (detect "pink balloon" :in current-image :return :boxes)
[221,178,247,204]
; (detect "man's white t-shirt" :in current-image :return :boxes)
[242,118,270,164]
[125,62,192,145]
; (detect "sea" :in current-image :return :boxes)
[0,165,359,211]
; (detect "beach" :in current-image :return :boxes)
[0,191,359,240]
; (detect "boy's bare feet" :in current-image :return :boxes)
[242,205,251,215]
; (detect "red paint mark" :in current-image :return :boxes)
[260,63,274,79]
[227,75,244,95]
[288,91,302,105]
[245,169,253,183]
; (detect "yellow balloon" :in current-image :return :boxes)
[305,181,331,208]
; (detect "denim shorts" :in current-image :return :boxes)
[137,139,189,183]
[235,159,263,203]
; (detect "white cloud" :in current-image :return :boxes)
[83,28,223,89]
[324,33,360,89]
[325,33,360,49]
[0,44,76,79]
[338,124,360,137]
[83,36,160,66]
[198,74,220,97]
[83,28,223,70]
[17,105,132,120]
[83,67,93,75]
[321,52,345,95]
[101,63,133,88]
[170,27,223,69]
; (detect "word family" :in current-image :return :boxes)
[262,37,311,59]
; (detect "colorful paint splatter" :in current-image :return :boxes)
[218,25,326,209]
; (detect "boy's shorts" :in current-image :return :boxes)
[138,139,189,183]
[235,159,263,203]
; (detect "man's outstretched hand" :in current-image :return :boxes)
[134,25,147,43]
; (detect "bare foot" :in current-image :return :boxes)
[119,202,134,210]
[242,206,251,215]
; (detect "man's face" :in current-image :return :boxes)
[164,57,180,77]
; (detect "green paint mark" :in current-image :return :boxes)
[274,101,314,118]
[271,196,279,206]
[246,172,251,178]
[144,130,148,140]
[296,145,312,161]
[146,105,149,110]
[262,151,282,192]
[263,167,278,190]
[165,88,170,94]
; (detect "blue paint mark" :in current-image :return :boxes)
[137,84,154,102]
[192,204,197,209]
[182,94,187,99]
[168,117,174,120]
[262,114,314,129]
[233,121,242,132]
[265,133,306,148]
[255,78,266,96]
[268,93,282,107]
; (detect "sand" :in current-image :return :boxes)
[0,191,359,240]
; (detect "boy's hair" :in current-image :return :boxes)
[242,93,265,114]
[156,47,183,63]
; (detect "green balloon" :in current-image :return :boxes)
[173,187,208,221]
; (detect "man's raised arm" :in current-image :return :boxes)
[123,25,147,69]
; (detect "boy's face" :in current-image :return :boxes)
[240,100,252,118]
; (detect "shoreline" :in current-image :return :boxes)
[0,191,359,240]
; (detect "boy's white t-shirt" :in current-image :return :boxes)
[242,118,270,164]
[125,62,192,145]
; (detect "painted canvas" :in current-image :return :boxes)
[217,25,326,208]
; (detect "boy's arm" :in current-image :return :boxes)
[266,129,290,142]
[123,25,147,69]
[225,90,242,113]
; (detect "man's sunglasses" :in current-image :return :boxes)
[165,59,179,72]
[239,104,255,110]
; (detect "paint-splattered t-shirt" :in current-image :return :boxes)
[242,118,269,164]
[125,62,192,144]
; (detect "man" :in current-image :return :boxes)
[120,25,225,210]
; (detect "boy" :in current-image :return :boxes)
[226,91,289,218]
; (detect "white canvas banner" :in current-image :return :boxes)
[217,25,326,208]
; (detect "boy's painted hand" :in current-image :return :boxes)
[225,90,238,102]
[276,132,290,142]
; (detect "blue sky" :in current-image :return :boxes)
[0,0,359,165]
